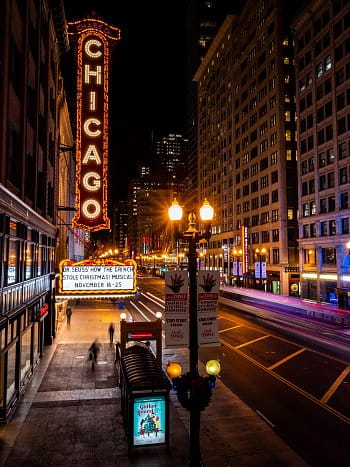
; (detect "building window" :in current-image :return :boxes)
[271,171,278,183]
[303,203,310,216]
[320,221,328,236]
[340,167,348,184]
[271,209,278,222]
[272,229,279,241]
[342,218,349,234]
[339,141,349,160]
[328,196,335,212]
[271,151,278,164]
[261,231,270,242]
[261,212,269,224]
[305,248,315,265]
[311,201,317,215]
[310,223,317,237]
[322,247,336,264]
[260,175,269,188]
[329,220,336,236]
[8,239,18,285]
[340,192,349,209]
[320,198,327,213]
[272,248,279,264]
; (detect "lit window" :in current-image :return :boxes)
[286,130,292,141]
[288,209,294,220]
[284,57,290,64]
[285,111,291,121]
[325,55,332,71]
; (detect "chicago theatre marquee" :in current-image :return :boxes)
[68,18,120,231]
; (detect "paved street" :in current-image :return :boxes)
[0,300,307,466]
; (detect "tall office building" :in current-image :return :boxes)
[293,0,350,306]
[185,0,238,207]
[155,133,187,198]
[195,0,299,296]
[111,200,128,259]
[0,0,70,421]
[127,176,172,258]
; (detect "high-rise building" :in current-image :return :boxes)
[111,200,128,259]
[293,0,350,307]
[155,133,187,179]
[127,176,172,259]
[195,0,299,296]
[0,0,70,422]
[185,0,244,207]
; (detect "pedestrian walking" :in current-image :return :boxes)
[108,322,115,344]
[88,339,100,371]
[66,306,72,326]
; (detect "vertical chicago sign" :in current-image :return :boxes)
[68,18,120,231]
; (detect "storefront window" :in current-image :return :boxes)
[8,240,18,284]
[7,344,17,402]
[33,322,39,363]
[37,246,42,276]
[25,243,33,280]
[20,328,31,380]
[322,247,336,264]
[0,354,4,407]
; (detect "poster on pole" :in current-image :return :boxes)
[197,270,220,347]
[164,270,189,347]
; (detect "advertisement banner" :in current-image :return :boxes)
[133,396,166,446]
[197,270,220,347]
[164,270,189,347]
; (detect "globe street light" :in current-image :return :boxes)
[168,198,214,466]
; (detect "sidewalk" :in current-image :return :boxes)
[0,300,308,466]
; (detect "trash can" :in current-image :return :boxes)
[119,344,171,448]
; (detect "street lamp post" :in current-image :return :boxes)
[168,198,214,466]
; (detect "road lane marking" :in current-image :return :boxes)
[320,365,350,404]
[219,325,241,333]
[145,292,165,304]
[268,348,306,370]
[221,335,350,425]
[138,300,165,323]
[235,334,269,349]
[255,409,275,428]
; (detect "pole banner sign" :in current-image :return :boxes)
[197,270,220,347]
[68,18,120,231]
[164,270,189,348]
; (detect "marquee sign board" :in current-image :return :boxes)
[58,258,137,296]
[68,18,120,231]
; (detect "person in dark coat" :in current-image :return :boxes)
[66,306,72,326]
[89,339,100,371]
[108,322,115,344]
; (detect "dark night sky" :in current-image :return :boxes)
[63,1,188,200]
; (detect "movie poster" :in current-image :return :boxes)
[133,396,166,446]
